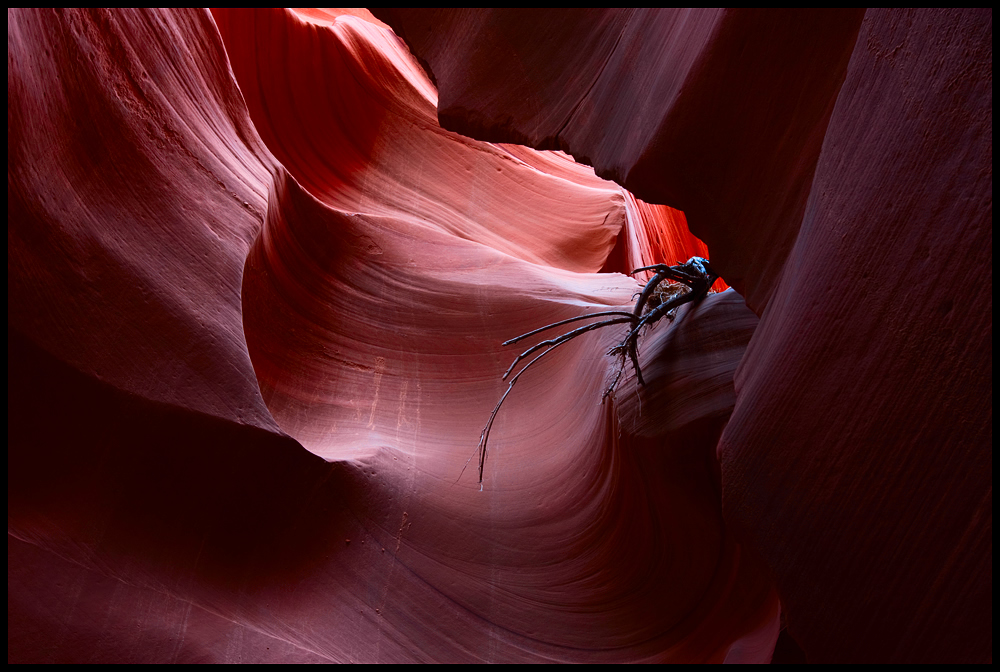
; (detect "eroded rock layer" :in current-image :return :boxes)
[375,8,866,314]
[718,10,992,662]
[375,7,993,663]
[8,7,279,429]
[10,6,989,664]
[10,8,771,663]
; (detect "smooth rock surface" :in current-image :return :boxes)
[10,8,770,663]
[8,7,279,430]
[374,7,993,663]
[375,8,866,314]
[11,6,989,664]
[718,9,992,662]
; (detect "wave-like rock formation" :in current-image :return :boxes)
[9,7,990,664]
[376,8,867,315]
[375,7,993,663]
[11,8,764,663]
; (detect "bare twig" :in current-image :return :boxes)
[469,257,719,484]
[502,310,637,346]
[503,316,634,380]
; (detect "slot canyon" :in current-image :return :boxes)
[8,8,991,663]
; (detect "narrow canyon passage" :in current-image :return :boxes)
[9,8,990,663]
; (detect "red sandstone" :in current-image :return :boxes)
[9,8,990,663]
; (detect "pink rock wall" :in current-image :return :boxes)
[9,7,991,664]
[376,8,865,314]
[375,7,993,663]
[10,8,770,663]
[9,7,279,429]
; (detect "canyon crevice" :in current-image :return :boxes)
[9,8,991,663]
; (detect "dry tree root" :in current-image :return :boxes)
[466,257,719,484]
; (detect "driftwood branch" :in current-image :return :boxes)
[470,257,719,484]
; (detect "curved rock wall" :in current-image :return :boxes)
[376,8,866,314]
[8,7,279,429]
[10,7,990,663]
[10,8,771,663]
[375,7,993,663]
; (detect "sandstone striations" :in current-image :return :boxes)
[376,7,992,663]
[11,8,769,663]
[9,7,990,663]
